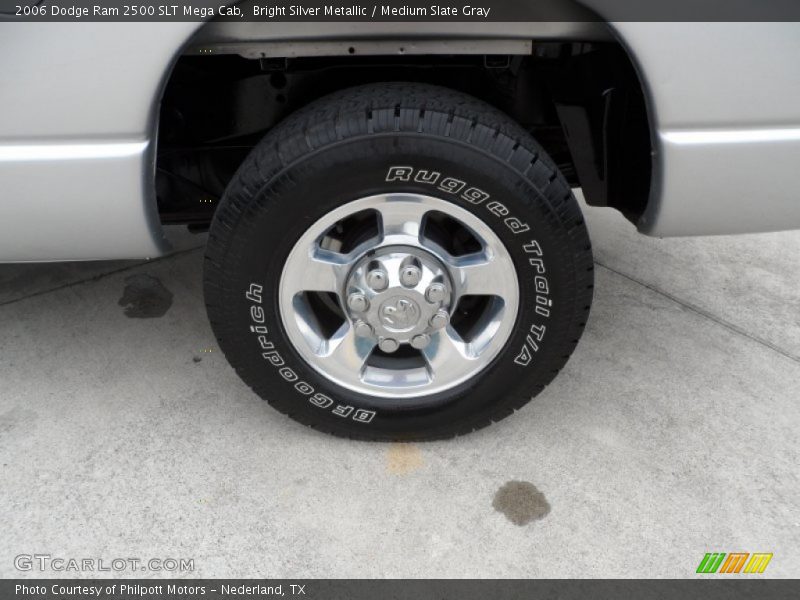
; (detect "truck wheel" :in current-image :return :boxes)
[204,83,593,440]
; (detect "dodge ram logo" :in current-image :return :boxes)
[379,296,421,331]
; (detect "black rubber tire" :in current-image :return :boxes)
[204,82,593,441]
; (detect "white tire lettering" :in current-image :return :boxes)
[385,166,533,240]
[514,346,533,367]
[279,367,298,382]
[413,170,440,184]
[437,177,466,194]
[384,170,555,369]
[523,240,543,256]
[310,393,334,409]
[245,283,263,303]
[486,201,509,217]
[504,217,530,235]
[386,166,413,182]
[250,305,265,323]
[245,283,378,424]
[332,405,354,418]
[461,187,489,204]
[352,409,376,424]
[295,381,314,395]
[262,351,284,367]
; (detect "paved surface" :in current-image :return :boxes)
[1,196,798,578]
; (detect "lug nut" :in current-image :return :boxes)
[425,282,447,303]
[347,292,369,313]
[366,268,389,292]
[429,310,449,330]
[399,265,421,287]
[354,320,373,338]
[410,334,431,349]
[378,338,400,353]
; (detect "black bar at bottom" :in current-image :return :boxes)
[1,579,797,600]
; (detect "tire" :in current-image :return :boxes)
[204,82,593,441]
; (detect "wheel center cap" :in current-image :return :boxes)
[379,296,421,331]
[343,246,454,350]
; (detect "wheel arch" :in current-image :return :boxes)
[151,3,659,233]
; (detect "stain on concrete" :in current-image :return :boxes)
[118,274,173,318]
[386,443,423,475]
[193,356,202,363]
[493,480,550,525]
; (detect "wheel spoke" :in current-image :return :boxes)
[375,200,428,241]
[318,322,375,374]
[447,251,504,298]
[422,327,474,380]
[281,247,350,296]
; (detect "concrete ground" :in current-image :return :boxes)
[1,194,798,579]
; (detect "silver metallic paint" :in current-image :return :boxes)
[1,19,799,261]
[0,22,201,261]
[608,22,800,236]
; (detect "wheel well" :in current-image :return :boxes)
[155,40,651,229]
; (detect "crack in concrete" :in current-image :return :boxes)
[1,246,796,367]
[0,246,204,309]
[595,260,800,366]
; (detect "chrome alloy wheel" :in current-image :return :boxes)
[279,193,519,399]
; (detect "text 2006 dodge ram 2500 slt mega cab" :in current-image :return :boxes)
[1,2,799,439]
